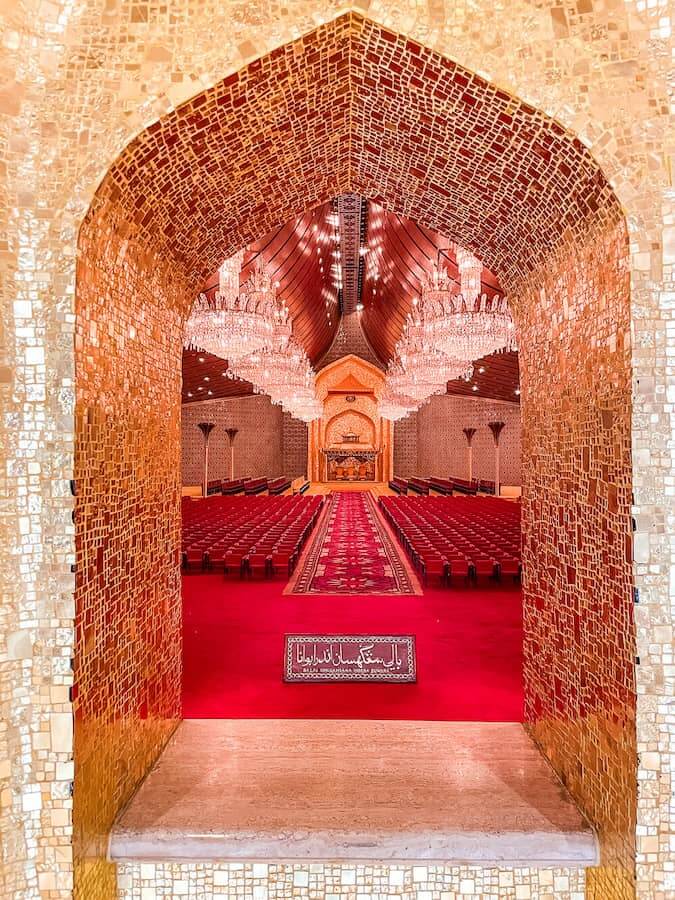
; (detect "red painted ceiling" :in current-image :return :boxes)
[183,199,519,404]
[182,348,254,404]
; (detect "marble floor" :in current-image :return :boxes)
[110,719,597,867]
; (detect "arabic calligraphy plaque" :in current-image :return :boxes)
[284,634,416,683]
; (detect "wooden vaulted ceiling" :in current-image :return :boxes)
[182,203,340,404]
[182,199,520,404]
[361,201,502,362]
[360,200,519,402]
[200,202,340,364]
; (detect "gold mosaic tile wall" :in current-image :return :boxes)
[519,221,636,899]
[1,4,671,900]
[73,203,185,899]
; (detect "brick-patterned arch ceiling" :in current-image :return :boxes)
[92,12,621,316]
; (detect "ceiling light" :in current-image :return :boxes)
[356,302,364,312]
[420,248,516,360]
[198,387,203,391]
[515,388,521,395]
[472,385,479,391]
[204,376,209,381]
[187,392,193,397]
[184,253,276,363]
[198,356,205,362]
[207,390,213,395]
[478,366,485,373]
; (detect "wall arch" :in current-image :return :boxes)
[72,14,634,900]
[325,410,376,447]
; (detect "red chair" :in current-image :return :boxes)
[499,558,521,580]
[271,549,294,577]
[248,551,271,578]
[223,551,247,578]
[184,545,207,570]
[448,558,470,582]
[421,555,447,586]
[473,557,497,580]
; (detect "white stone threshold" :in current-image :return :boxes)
[109,720,598,867]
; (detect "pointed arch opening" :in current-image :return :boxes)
[74,12,634,899]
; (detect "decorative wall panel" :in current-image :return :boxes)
[325,411,377,448]
[393,415,419,479]
[415,396,522,487]
[281,414,309,480]
[181,396,284,484]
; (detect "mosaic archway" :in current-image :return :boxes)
[73,14,633,900]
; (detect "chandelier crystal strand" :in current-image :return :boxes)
[229,336,322,423]
[378,386,420,422]
[183,252,276,362]
[395,316,473,396]
[456,245,482,304]
[382,290,474,408]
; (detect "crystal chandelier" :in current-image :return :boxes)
[378,385,420,422]
[392,317,473,400]
[228,336,321,423]
[421,248,516,361]
[456,246,482,304]
[183,253,276,363]
[385,355,445,403]
[284,386,322,423]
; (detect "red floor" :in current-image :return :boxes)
[182,573,524,721]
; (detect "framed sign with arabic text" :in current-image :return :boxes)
[284,634,416,683]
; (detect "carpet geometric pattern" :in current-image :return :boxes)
[288,492,421,595]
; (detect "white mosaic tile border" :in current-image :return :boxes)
[116,862,586,900]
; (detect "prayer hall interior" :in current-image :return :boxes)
[2,4,671,900]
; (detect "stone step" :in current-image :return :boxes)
[110,719,597,898]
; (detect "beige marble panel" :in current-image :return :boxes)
[111,719,597,866]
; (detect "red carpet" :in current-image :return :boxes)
[182,574,523,721]
[288,492,420,595]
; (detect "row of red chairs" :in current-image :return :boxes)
[206,475,292,496]
[427,476,480,495]
[182,494,323,577]
[388,476,493,496]
[379,495,521,586]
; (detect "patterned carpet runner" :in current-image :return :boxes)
[288,492,421,595]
